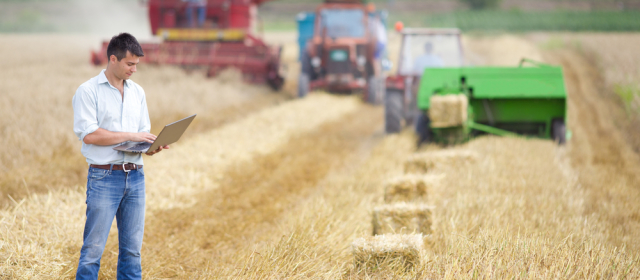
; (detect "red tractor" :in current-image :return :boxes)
[297,0,387,103]
[91,0,284,90]
[384,25,465,132]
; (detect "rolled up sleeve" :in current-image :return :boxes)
[72,85,99,141]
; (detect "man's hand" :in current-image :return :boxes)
[130,132,156,143]
[146,145,169,156]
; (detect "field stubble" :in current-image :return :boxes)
[0,92,364,278]
[544,47,640,252]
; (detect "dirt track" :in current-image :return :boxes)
[545,49,640,250]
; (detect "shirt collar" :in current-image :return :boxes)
[98,69,130,88]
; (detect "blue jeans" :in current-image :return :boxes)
[76,166,146,280]
[186,6,206,27]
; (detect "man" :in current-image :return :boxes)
[413,41,444,75]
[367,4,387,60]
[183,0,207,27]
[72,33,168,280]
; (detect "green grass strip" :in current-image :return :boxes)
[417,10,640,32]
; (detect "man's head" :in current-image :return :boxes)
[424,42,433,54]
[106,33,144,80]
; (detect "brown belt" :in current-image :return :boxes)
[90,163,142,171]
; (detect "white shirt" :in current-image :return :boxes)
[413,54,444,75]
[72,70,150,165]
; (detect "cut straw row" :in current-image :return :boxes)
[351,149,477,273]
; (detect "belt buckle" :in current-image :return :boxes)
[123,163,135,173]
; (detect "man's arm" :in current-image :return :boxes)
[136,88,168,156]
[83,128,156,146]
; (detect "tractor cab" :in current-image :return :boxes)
[397,29,464,76]
[385,28,464,133]
[318,8,366,39]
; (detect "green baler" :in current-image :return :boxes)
[415,59,569,144]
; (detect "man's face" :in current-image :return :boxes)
[109,51,139,80]
[424,43,433,54]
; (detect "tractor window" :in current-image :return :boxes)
[319,9,365,38]
[400,34,464,76]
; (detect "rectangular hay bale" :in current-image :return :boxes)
[352,234,424,271]
[428,94,468,128]
[404,149,478,173]
[384,174,441,202]
[372,203,433,235]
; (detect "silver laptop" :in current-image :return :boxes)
[114,114,196,153]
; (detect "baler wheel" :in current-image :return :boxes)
[415,113,432,144]
[552,119,566,145]
[385,89,403,133]
[267,75,284,91]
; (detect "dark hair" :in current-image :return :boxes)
[106,33,144,61]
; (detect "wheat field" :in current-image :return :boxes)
[0,34,291,208]
[1,32,640,278]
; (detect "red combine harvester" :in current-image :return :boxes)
[91,0,284,90]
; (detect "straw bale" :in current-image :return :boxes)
[383,174,442,202]
[372,203,433,235]
[429,94,468,128]
[404,154,435,174]
[351,234,424,271]
[404,149,478,173]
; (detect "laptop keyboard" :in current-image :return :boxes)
[126,142,152,152]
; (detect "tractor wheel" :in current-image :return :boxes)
[385,89,403,133]
[552,119,566,145]
[298,73,310,98]
[367,76,382,105]
[267,75,284,91]
[415,112,431,144]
